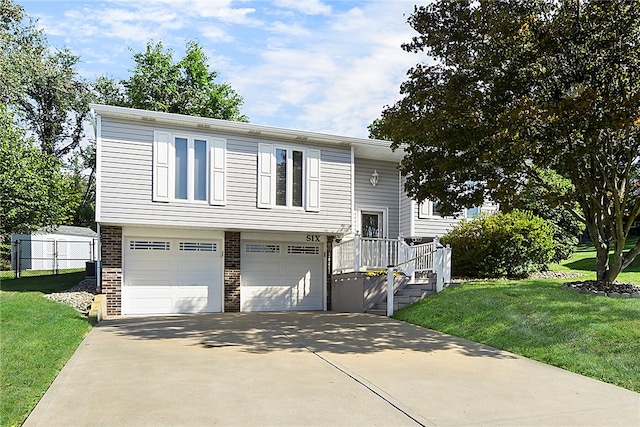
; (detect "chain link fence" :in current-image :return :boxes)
[11,238,97,278]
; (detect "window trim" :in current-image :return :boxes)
[257,143,320,211]
[418,200,442,219]
[153,131,226,206]
[357,207,388,239]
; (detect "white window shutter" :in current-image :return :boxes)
[306,149,321,212]
[153,131,171,202]
[257,143,274,208]
[209,138,226,206]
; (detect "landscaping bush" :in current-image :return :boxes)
[441,210,555,278]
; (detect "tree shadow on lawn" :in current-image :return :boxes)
[564,256,640,272]
[0,271,85,293]
[101,312,518,359]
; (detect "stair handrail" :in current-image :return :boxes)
[385,238,451,317]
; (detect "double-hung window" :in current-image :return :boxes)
[153,131,226,205]
[258,143,320,211]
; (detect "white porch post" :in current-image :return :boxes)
[397,235,405,271]
[435,246,444,292]
[354,232,361,272]
[387,265,394,317]
[443,244,452,285]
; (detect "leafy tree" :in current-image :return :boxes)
[1,0,91,158]
[374,0,640,284]
[1,0,94,230]
[95,41,248,121]
[0,104,78,260]
[505,170,584,263]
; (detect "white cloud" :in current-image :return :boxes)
[272,0,332,16]
[21,0,423,137]
[201,27,235,43]
[269,21,310,36]
[227,1,419,136]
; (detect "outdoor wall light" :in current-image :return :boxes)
[370,170,379,187]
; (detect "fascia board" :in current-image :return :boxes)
[89,103,405,161]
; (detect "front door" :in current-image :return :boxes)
[361,212,383,238]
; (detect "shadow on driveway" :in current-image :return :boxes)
[105,311,517,359]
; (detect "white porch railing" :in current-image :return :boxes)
[333,234,439,276]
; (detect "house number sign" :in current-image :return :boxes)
[306,235,321,242]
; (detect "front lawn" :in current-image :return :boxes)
[549,236,640,284]
[1,271,86,293]
[0,274,92,427]
[395,240,640,393]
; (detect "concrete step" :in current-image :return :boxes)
[405,283,435,291]
[397,288,430,298]
[394,295,419,304]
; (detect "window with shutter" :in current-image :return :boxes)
[152,132,226,205]
[257,144,321,211]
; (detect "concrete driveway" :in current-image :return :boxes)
[25,312,639,426]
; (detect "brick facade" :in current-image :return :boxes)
[100,225,122,316]
[224,231,241,312]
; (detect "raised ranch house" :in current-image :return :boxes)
[91,104,497,316]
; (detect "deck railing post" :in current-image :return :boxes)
[397,235,405,273]
[435,246,444,292]
[444,244,452,285]
[387,265,394,317]
[354,233,361,272]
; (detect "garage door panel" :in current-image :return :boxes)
[127,278,173,287]
[124,236,222,315]
[125,297,173,314]
[241,241,323,312]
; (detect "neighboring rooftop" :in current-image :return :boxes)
[36,226,97,238]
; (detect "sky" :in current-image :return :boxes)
[19,0,430,138]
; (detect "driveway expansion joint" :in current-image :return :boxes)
[261,321,429,427]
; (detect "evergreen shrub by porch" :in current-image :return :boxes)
[441,210,555,278]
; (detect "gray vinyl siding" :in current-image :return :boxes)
[399,191,413,238]
[354,158,400,238]
[411,202,461,239]
[98,118,352,233]
[398,177,461,240]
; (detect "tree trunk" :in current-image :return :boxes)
[596,244,625,284]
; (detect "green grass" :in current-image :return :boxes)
[395,239,640,393]
[549,236,640,284]
[0,268,84,281]
[0,274,92,427]
[0,271,85,293]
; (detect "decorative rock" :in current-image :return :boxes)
[43,279,98,314]
[562,280,640,299]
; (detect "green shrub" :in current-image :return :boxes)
[441,210,555,278]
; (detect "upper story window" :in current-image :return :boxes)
[275,148,304,207]
[174,137,208,201]
[258,143,320,211]
[153,131,226,206]
[418,200,443,218]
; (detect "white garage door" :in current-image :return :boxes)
[241,242,324,311]
[123,238,223,315]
